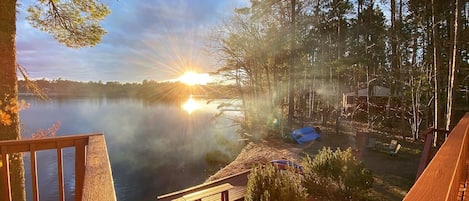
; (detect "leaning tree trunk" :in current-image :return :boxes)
[445,0,460,131]
[0,1,26,200]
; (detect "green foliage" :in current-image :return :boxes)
[245,163,307,201]
[301,147,373,201]
[27,0,110,48]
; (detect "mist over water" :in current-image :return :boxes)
[20,96,243,201]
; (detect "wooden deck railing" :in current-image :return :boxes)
[404,113,469,201]
[0,133,116,201]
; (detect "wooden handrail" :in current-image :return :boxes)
[0,133,116,201]
[82,135,117,201]
[0,133,101,153]
[403,113,469,201]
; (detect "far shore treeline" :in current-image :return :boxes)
[18,79,238,102]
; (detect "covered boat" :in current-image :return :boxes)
[291,126,320,145]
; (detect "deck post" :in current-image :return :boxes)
[75,138,87,201]
[1,147,11,201]
[30,144,39,201]
[57,141,65,201]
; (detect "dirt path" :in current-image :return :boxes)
[206,125,422,201]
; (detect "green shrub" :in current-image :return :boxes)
[245,163,307,201]
[301,147,373,201]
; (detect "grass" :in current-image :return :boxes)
[361,138,422,200]
[303,125,423,201]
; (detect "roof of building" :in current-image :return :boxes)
[343,86,390,97]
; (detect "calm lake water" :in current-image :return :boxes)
[19,96,243,201]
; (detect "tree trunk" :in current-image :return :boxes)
[367,65,371,129]
[409,33,423,140]
[431,0,439,146]
[0,0,26,200]
[388,0,397,120]
[288,0,296,128]
[335,15,341,134]
[445,0,460,131]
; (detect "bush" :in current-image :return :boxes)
[301,147,373,201]
[245,163,307,201]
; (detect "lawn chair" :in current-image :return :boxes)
[389,143,401,156]
[366,137,377,150]
[388,140,398,151]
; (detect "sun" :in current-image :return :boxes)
[178,71,211,85]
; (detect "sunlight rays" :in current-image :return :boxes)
[122,13,213,82]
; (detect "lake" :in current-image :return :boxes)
[19,96,244,201]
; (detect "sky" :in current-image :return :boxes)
[16,0,249,83]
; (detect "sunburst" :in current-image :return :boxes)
[178,71,211,86]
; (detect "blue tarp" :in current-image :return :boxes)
[291,126,320,144]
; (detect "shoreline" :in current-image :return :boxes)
[206,125,353,182]
[205,137,305,182]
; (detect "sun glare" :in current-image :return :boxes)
[178,71,211,85]
[182,96,200,114]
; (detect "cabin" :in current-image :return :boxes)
[342,86,390,113]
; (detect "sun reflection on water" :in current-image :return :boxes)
[182,95,200,114]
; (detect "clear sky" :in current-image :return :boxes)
[16,0,248,83]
